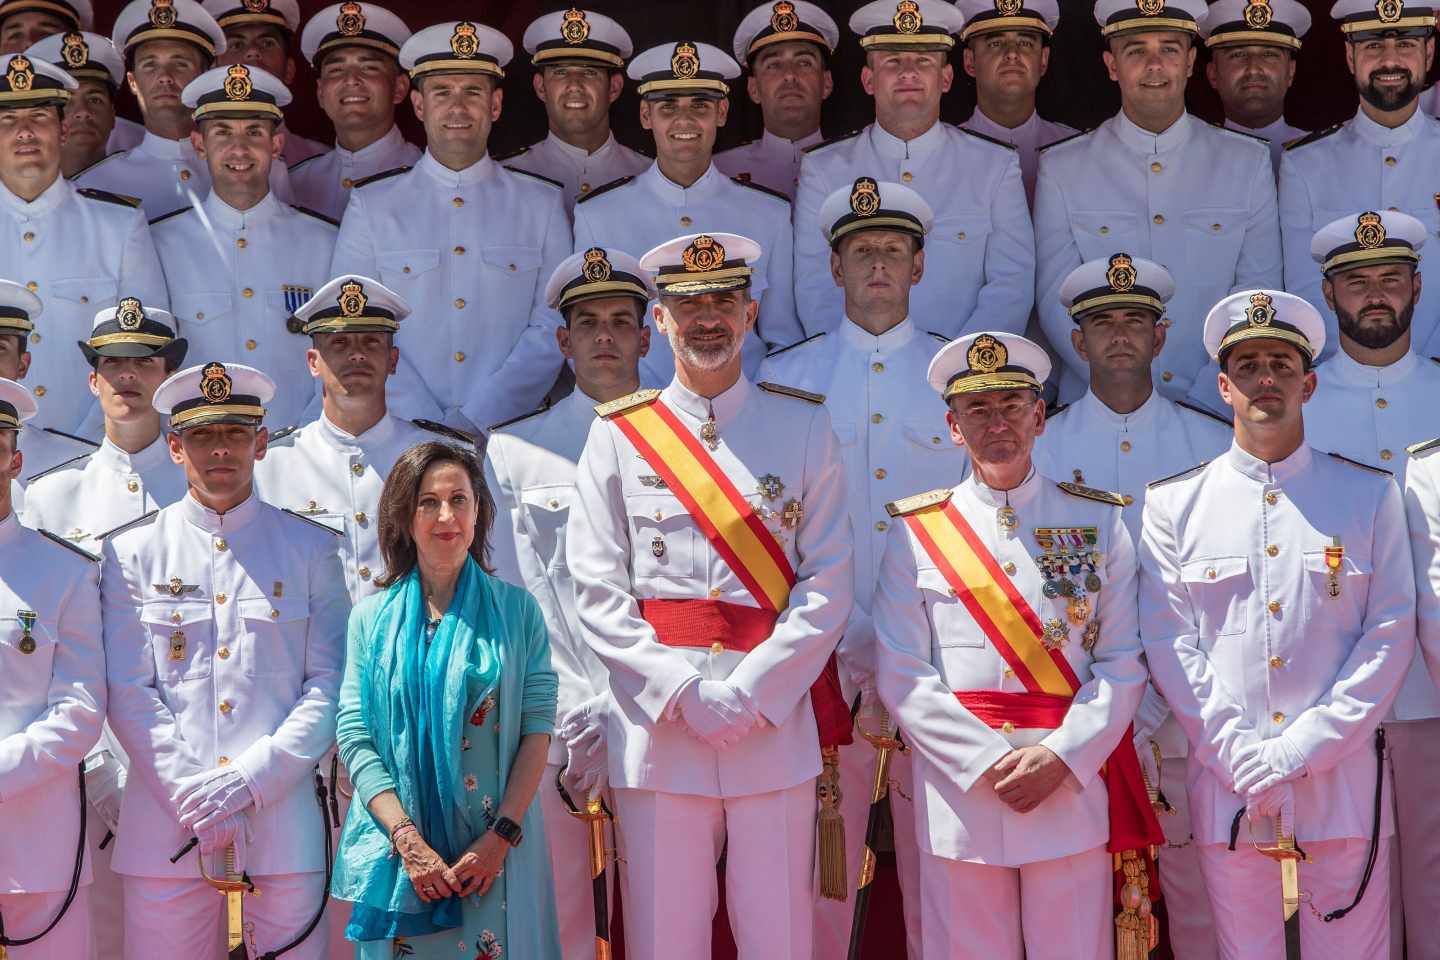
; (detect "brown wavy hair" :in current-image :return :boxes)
[375,441,495,588]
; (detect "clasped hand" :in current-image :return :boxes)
[983,745,1069,814]
[398,829,510,903]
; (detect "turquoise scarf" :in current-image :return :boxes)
[343,558,501,941]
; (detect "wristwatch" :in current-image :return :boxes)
[492,816,523,848]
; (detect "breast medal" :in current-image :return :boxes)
[16,609,36,654]
[1325,536,1343,598]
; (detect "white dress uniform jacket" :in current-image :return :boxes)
[566,376,853,797]
[714,128,823,201]
[150,192,335,428]
[0,176,168,434]
[1280,108,1440,359]
[22,436,188,551]
[0,513,103,892]
[331,150,571,432]
[1405,441,1440,713]
[872,470,1145,865]
[108,115,146,153]
[572,161,800,385]
[279,123,327,169]
[1225,115,1306,173]
[506,131,651,211]
[286,125,422,223]
[1138,442,1415,846]
[795,121,1035,339]
[101,492,350,877]
[253,413,453,603]
[1034,112,1282,404]
[16,423,96,499]
[961,109,1077,205]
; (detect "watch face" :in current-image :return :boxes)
[494,816,523,846]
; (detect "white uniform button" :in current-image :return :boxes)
[453,197,464,207]
[956,231,965,240]
[25,281,36,292]
[242,288,253,299]
[455,351,466,362]
[218,755,230,765]
[1205,567,1217,579]
[1121,494,1135,506]
[1150,162,1161,173]
[679,215,692,227]
[1098,225,1110,235]
[454,246,465,256]
[454,298,465,309]
[28,333,38,344]
[709,641,724,656]
[245,339,257,350]
[341,178,354,189]
[1001,721,1015,734]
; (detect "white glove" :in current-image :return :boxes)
[85,750,127,834]
[197,809,252,859]
[1245,781,1293,822]
[678,680,757,749]
[560,695,609,800]
[1233,736,1308,797]
[176,767,255,833]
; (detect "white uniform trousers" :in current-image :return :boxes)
[813,742,921,960]
[612,780,815,960]
[85,813,124,960]
[918,844,1112,960]
[541,762,615,960]
[123,872,328,960]
[0,887,91,958]
[1157,757,1219,960]
[1383,719,1440,960]
[1197,838,1389,960]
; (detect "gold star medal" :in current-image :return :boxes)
[1066,593,1092,626]
[757,474,785,501]
[1042,617,1068,651]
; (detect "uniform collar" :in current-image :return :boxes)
[642,159,723,202]
[417,148,497,187]
[1224,438,1312,484]
[964,108,1039,144]
[138,130,196,161]
[661,373,752,424]
[335,123,408,165]
[761,127,823,155]
[869,117,945,159]
[838,315,916,353]
[964,463,1041,510]
[1112,109,1193,155]
[1224,115,1290,141]
[180,488,260,533]
[1323,345,1420,386]
[96,435,172,475]
[1076,386,1162,428]
[202,189,280,230]
[0,172,68,218]
[1351,104,1428,147]
[545,130,620,162]
[317,411,399,452]
[565,386,604,423]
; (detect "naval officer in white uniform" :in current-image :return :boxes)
[1201,0,1311,172]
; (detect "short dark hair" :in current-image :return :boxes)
[375,441,494,587]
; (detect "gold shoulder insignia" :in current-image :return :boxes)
[1174,399,1232,427]
[77,186,142,208]
[38,528,100,561]
[757,381,825,404]
[95,509,159,541]
[413,418,478,446]
[764,332,826,359]
[1147,461,1209,488]
[1327,451,1392,476]
[595,388,662,418]
[282,508,345,534]
[1057,481,1125,506]
[885,487,953,517]
[1408,437,1440,456]
[1283,124,1339,151]
[351,165,410,188]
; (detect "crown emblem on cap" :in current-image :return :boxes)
[451,21,480,59]
[337,1,365,37]
[561,8,590,45]
[149,0,177,29]
[338,280,367,318]
[243,0,270,12]
[1136,0,1166,15]
[771,1,800,33]
[995,0,1024,17]
[1243,0,1274,29]
[967,334,1008,375]
[61,32,88,69]
[894,0,923,34]
[582,247,612,282]
[117,297,145,331]
[850,177,881,217]
[1376,0,1404,23]
[1354,211,1386,248]
[682,235,726,273]
[1106,253,1137,292]
[224,64,253,101]
[1246,292,1275,327]
[6,55,32,93]
[201,362,233,403]
[671,41,700,79]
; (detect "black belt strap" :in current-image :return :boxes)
[0,763,88,949]
[1322,727,1385,923]
[257,762,337,959]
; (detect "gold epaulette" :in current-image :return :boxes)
[757,381,825,404]
[885,487,952,517]
[1327,451,1392,476]
[595,388,662,419]
[1408,437,1440,457]
[1057,481,1125,506]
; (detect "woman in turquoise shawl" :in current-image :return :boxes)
[331,441,561,959]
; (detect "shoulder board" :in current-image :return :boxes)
[1408,437,1440,456]
[1037,128,1093,153]
[267,424,299,443]
[504,165,563,189]
[24,450,93,483]
[351,165,410,188]
[764,331,826,359]
[288,204,339,227]
[1148,461,1209,488]
[77,186,141,208]
[487,404,549,433]
[1284,123,1341,151]
[41,427,100,448]
[595,388,662,419]
[1327,450,1392,476]
[1045,401,1070,421]
[730,176,790,203]
[69,151,119,179]
[1429,356,1440,365]
[492,144,530,163]
[1174,398,1232,427]
[147,206,190,226]
[412,418,478,446]
[1210,121,1270,145]
[282,507,345,534]
[757,381,824,404]
[957,125,1016,150]
[802,129,860,154]
[575,175,633,204]
[37,528,100,561]
[926,330,951,343]
[885,487,952,517]
[95,509,158,541]
[287,151,324,173]
[1057,481,1125,506]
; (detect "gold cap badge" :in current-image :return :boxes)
[671,41,699,79]
[771,1,799,33]
[1246,291,1274,327]
[582,247,612,282]
[967,334,1007,374]
[1136,0,1166,15]
[117,297,145,331]
[1106,253,1137,292]
[894,0,923,33]
[243,0,269,12]
[1243,0,1273,29]
[337,1,365,37]
[561,8,590,44]
[338,280,367,318]
[850,177,881,217]
[682,235,725,272]
[1355,211,1386,249]
[6,55,32,92]
[61,32,88,69]
[224,64,253,100]
[451,22,479,58]
[1376,0,1403,23]
[201,362,233,403]
[149,0,177,29]
[995,0,1024,16]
